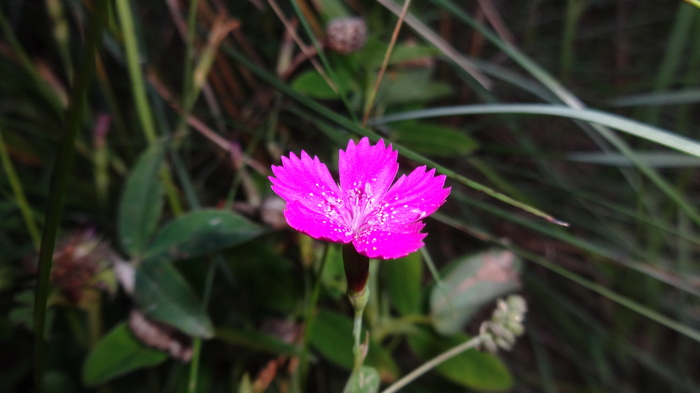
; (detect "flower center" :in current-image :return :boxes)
[340,182,388,238]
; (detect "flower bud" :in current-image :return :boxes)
[479,295,528,352]
[326,17,367,54]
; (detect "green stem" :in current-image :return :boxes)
[294,243,331,393]
[343,244,371,371]
[115,0,158,144]
[351,306,366,371]
[182,0,199,111]
[0,130,41,248]
[0,8,63,118]
[115,0,184,216]
[33,2,108,392]
[380,336,483,393]
[187,339,202,393]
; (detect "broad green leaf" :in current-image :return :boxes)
[342,367,380,393]
[292,71,339,99]
[291,68,355,101]
[82,323,167,385]
[391,122,477,157]
[430,249,521,335]
[314,0,350,20]
[143,209,265,261]
[384,252,423,315]
[310,309,398,380]
[134,259,213,338]
[118,144,164,257]
[381,69,452,106]
[407,328,512,391]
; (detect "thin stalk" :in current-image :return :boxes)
[561,0,586,82]
[187,339,203,393]
[115,0,183,215]
[0,130,41,247]
[115,0,158,144]
[361,0,411,126]
[381,336,482,393]
[644,3,694,125]
[182,0,199,110]
[0,8,64,117]
[186,247,219,393]
[33,2,108,392]
[288,0,359,123]
[294,243,331,392]
[352,308,365,371]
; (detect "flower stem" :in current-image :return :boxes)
[342,244,371,372]
[351,293,368,371]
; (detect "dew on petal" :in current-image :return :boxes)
[269,137,450,259]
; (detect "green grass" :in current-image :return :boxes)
[0,1,699,392]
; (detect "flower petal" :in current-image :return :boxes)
[269,151,351,242]
[338,137,398,204]
[353,222,426,259]
[284,201,352,243]
[380,166,450,226]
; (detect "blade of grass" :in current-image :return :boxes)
[434,213,700,343]
[362,0,411,126]
[0,8,64,118]
[115,0,183,215]
[376,0,491,88]
[374,104,700,226]
[643,3,696,125]
[288,0,359,123]
[224,49,566,225]
[374,104,700,161]
[0,129,41,247]
[33,2,108,391]
[440,192,700,298]
[114,0,158,144]
[424,1,687,248]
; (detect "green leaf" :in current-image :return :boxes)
[143,209,265,261]
[391,122,477,157]
[408,328,512,391]
[134,259,213,338]
[430,249,521,335]
[292,71,338,99]
[342,367,380,393]
[381,69,453,106]
[384,252,423,315]
[118,144,165,257]
[82,323,167,385]
[310,309,398,380]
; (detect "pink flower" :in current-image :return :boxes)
[269,137,451,259]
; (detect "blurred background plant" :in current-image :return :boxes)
[1,0,700,392]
